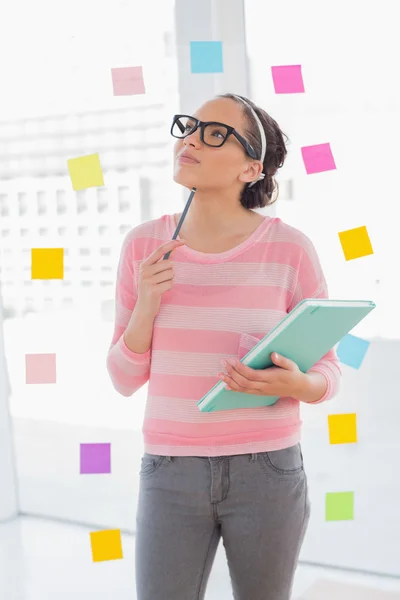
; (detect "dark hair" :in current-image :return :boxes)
[218,93,289,210]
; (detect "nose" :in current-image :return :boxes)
[183,127,202,148]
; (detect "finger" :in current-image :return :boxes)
[225,377,258,395]
[226,374,274,397]
[227,367,261,391]
[145,239,186,266]
[224,376,244,392]
[231,360,266,382]
[162,239,187,261]
[272,352,296,368]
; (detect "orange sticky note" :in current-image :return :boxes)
[67,153,104,191]
[338,226,373,261]
[31,248,64,279]
[90,529,123,562]
[25,353,57,384]
[328,413,357,444]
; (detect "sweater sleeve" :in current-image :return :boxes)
[106,233,152,397]
[287,233,342,404]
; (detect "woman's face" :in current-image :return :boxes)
[173,97,260,191]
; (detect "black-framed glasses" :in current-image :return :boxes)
[171,114,258,160]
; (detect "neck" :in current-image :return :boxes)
[182,188,253,235]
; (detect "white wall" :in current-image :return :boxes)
[300,338,400,576]
[14,419,142,531]
[0,290,18,521]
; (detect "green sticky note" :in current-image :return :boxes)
[325,491,354,521]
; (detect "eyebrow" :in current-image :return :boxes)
[192,116,237,128]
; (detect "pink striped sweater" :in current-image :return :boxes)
[107,213,341,457]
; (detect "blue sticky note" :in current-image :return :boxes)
[190,41,223,74]
[337,334,370,369]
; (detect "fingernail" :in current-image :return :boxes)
[220,359,228,368]
[228,358,237,366]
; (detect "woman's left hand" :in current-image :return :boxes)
[218,352,307,400]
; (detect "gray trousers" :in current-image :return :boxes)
[135,444,310,600]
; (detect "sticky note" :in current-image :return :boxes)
[31,248,64,279]
[338,225,374,261]
[271,65,305,94]
[67,153,104,191]
[111,66,145,96]
[301,143,336,174]
[80,443,111,474]
[190,41,223,73]
[326,491,354,521]
[337,333,370,369]
[25,353,57,384]
[328,413,357,444]
[90,529,123,562]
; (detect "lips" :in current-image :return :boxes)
[178,152,199,164]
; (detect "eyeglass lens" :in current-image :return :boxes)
[172,116,229,147]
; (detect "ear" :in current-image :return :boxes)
[238,160,263,185]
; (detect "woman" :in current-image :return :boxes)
[106,94,341,600]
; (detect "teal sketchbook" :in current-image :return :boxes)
[197,298,376,413]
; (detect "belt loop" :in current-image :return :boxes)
[166,456,173,463]
[250,453,257,462]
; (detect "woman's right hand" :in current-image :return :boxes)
[136,239,186,318]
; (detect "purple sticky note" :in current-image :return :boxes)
[271,65,305,94]
[25,353,57,384]
[80,443,111,474]
[301,143,337,174]
[111,66,145,96]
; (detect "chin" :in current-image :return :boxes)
[173,170,197,189]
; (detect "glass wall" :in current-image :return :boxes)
[0,0,180,525]
[245,0,400,576]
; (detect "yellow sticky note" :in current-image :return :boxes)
[328,413,357,444]
[338,226,373,261]
[31,248,64,279]
[90,529,123,562]
[67,153,104,191]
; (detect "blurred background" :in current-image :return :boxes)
[1,0,399,598]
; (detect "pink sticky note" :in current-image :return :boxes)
[301,143,337,174]
[111,66,145,96]
[271,65,305,94]
[25,353,57,384]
